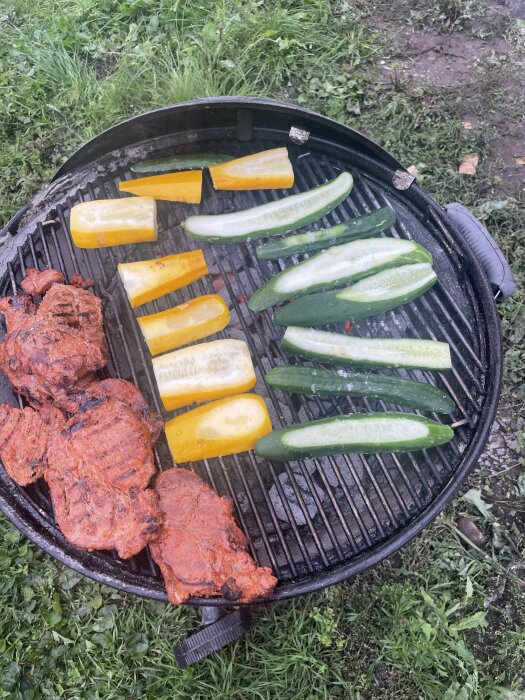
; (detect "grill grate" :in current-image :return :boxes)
[0,133,490,602]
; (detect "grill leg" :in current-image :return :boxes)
[173,606,254,668]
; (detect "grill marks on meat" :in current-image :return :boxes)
[45,395,161,558]
[0,404,65,485]
[20,268,65,296]
[0,282,106,410]
[150,468,277,604]
[0,268,276,595]
[70,378,163,443]
[0,270,163,559]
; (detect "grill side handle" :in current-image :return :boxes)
[173,607,254,668]
[445,202,516,300]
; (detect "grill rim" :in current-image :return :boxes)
[0,98,502,605]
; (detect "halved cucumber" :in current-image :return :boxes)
[256,206,396,260]
[254,412,454,460]
[249,237,432,312]
[265,366,455,413]
[182,172,353,243]
[282,327,452,370]
[273,263,437,326]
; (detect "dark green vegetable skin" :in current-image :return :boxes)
[249,241,432,313]
[254,412,454,461]
[131,154,234,173]
[272,269,437,326]
[256,206,396,260]
[265,366,455,413]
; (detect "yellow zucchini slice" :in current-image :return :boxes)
[165,394,272,462]
[119,170,202,203]
[118,251,208,308]
[70,197,157,248]
[152,339,256,411]
[209,147,294,190]
[137,294,230,355]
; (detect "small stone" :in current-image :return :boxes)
[489,433,506,450]
[457,517,486,547]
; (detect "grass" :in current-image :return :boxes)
[1,0,524,698]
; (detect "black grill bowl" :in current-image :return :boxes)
[0,98,502,605]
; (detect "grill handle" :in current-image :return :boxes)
[173,607,254,668]
[445,202,516,300]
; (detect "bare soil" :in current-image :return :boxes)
[375,6,525,193]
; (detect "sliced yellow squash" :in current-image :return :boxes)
[137,294,230,355]
[119,170,202,203]
[209,147,294,190]
[165,394,272,462]
[118,251,208,308]
[152,339,256,411]
[70,197,157,248]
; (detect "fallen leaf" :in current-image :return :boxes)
[462,488,493,520]
[515,156,525,166]
[458,153,479,176]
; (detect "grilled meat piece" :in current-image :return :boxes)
[0,403,65,485]
[71,273,94,289]
[45,394,161,558]
[20,268,65,296]
[0,277,106,410]
[150,468,277,604]
[68,378,163,442]
[0,295,36,331]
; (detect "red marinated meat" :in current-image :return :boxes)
[68,378,163,442]
[0,403,65,485]
[20,268,65,296]
[71,273,94,289]
[0,280,106,410]
[150,468,277,604]
[45,394,162,558]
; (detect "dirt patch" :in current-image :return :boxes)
[375,15,525,194]
[378,27,514,88]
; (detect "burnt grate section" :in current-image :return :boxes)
[0,135,489,602]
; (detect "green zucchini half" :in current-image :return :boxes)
[281,326,452,370]
[131,154,234,173]
[182,172,353,243]
[273,263,437,326]
[255,412,454,461]
[256,206,396,260]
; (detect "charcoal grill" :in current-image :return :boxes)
[0,98,515,666]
